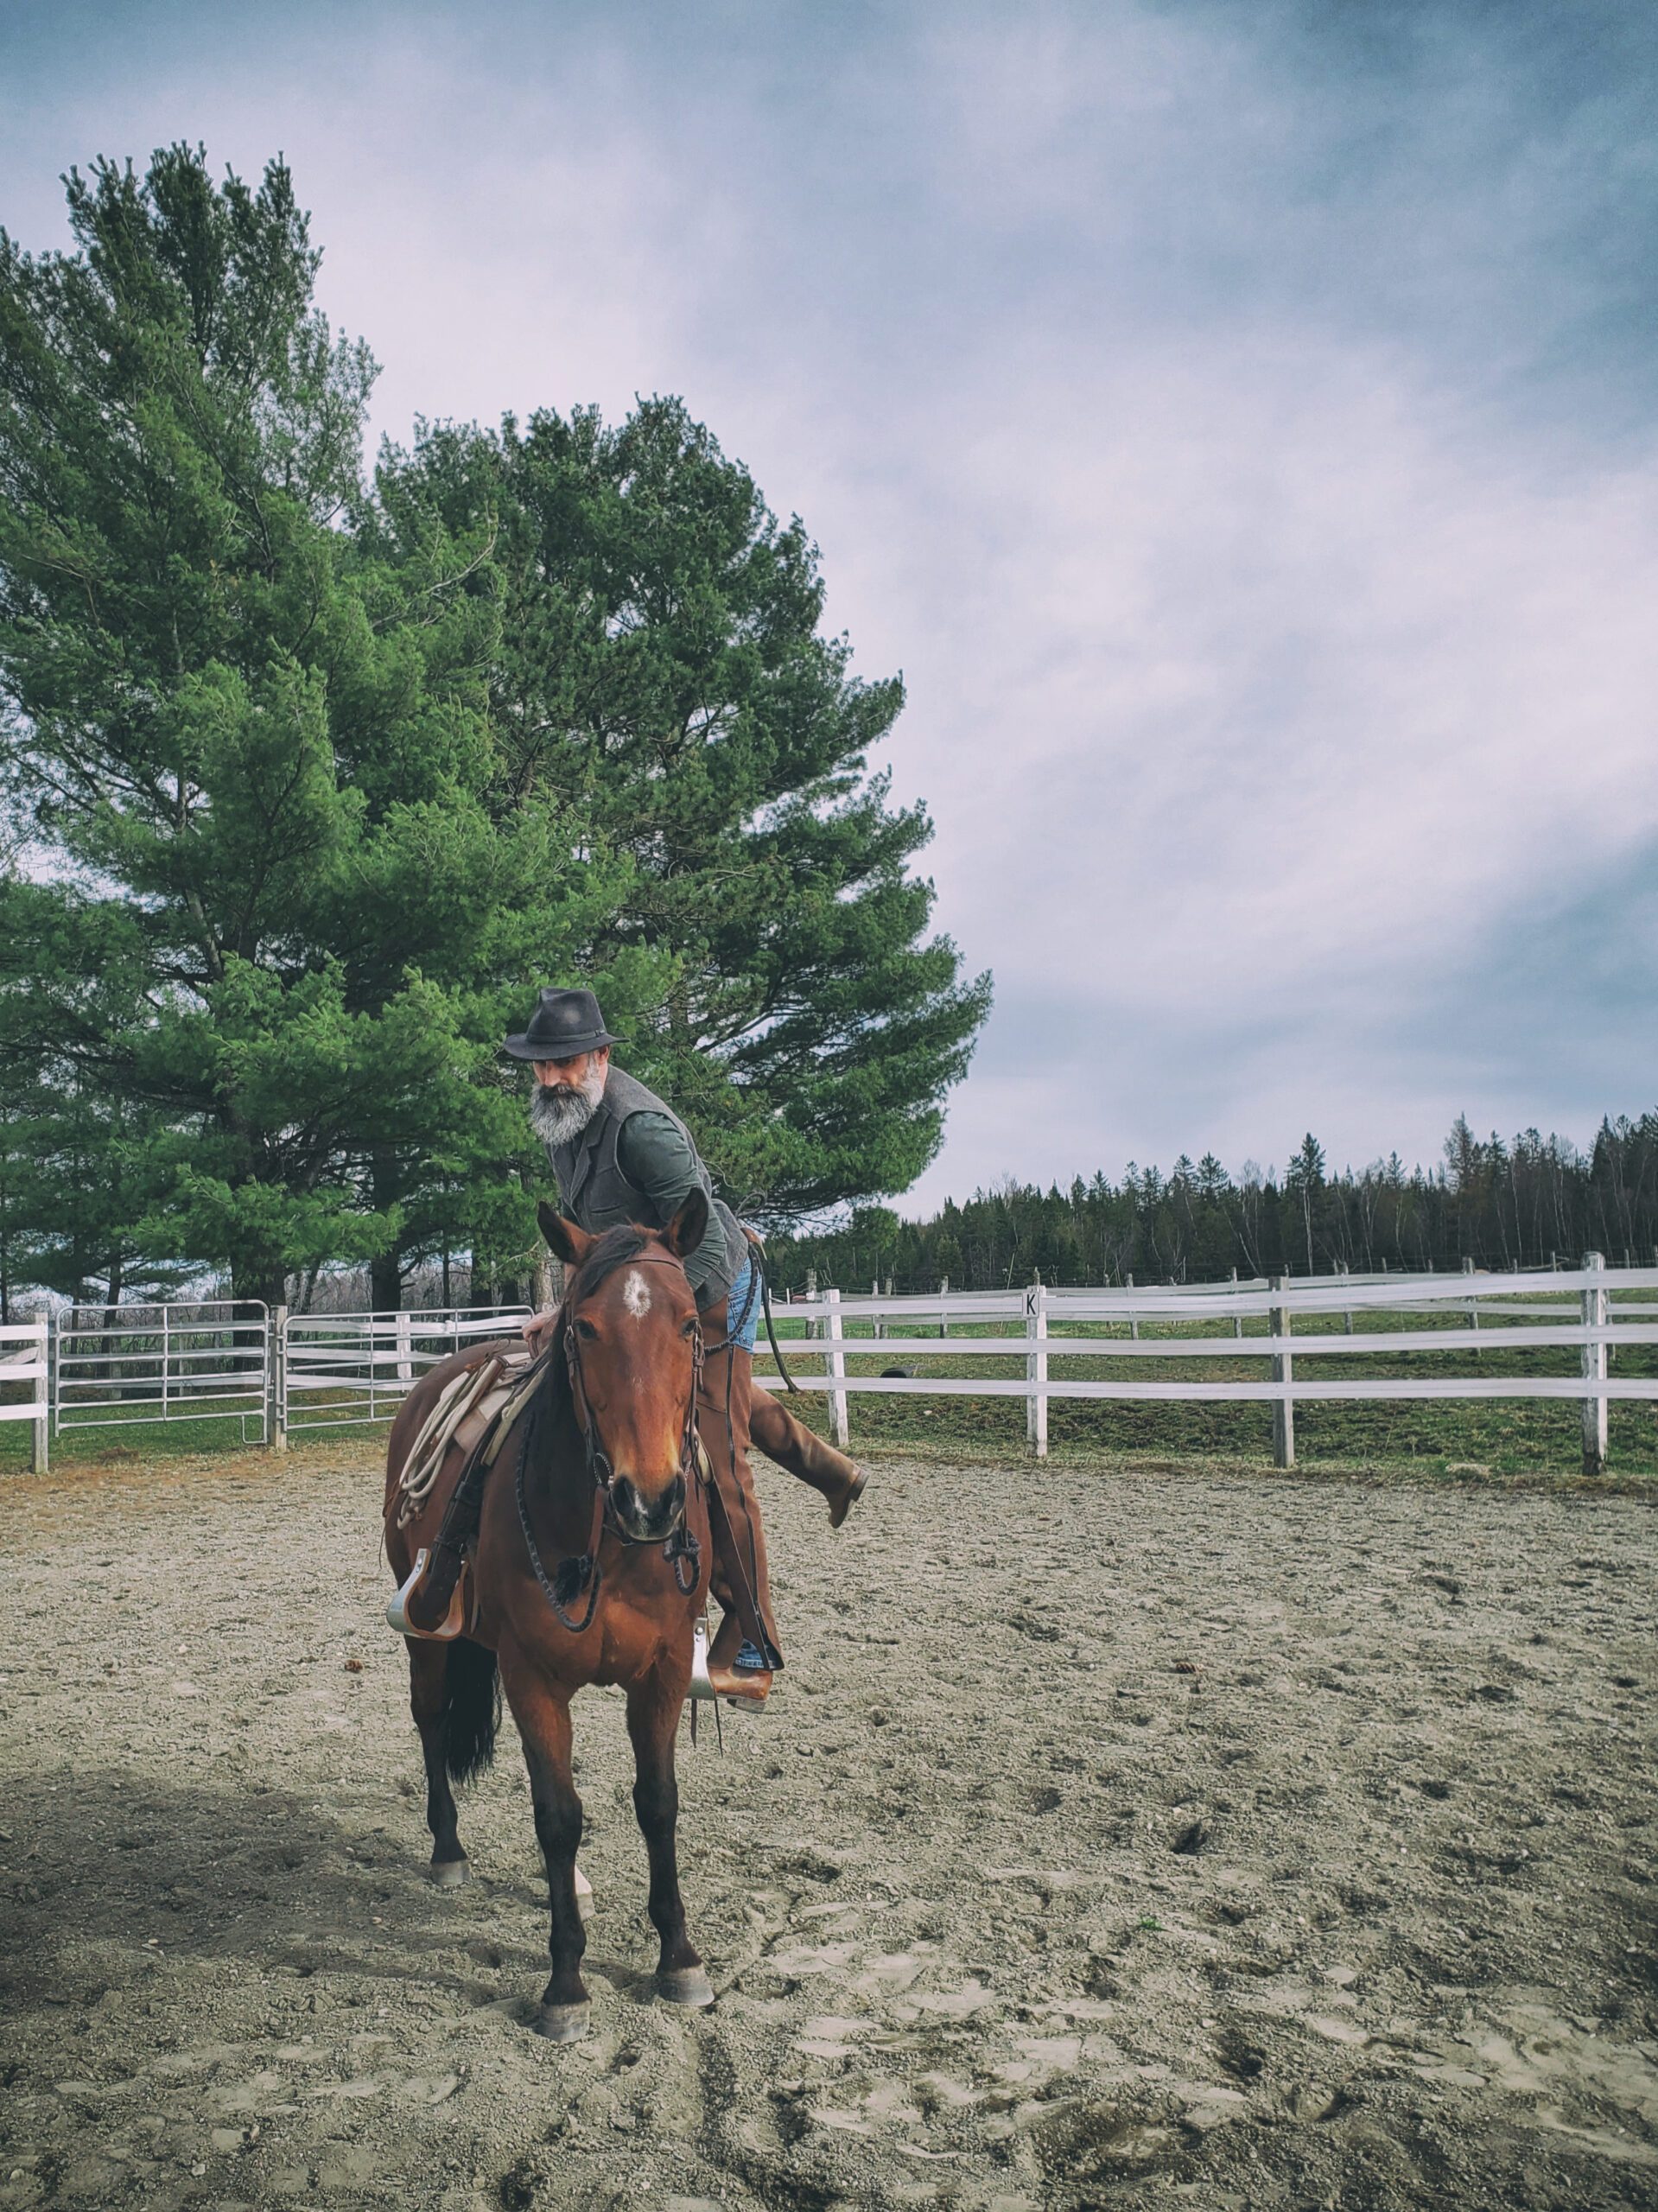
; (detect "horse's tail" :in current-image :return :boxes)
[444,1637,500,1787]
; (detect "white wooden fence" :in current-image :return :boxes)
[0,1321,49,1471]
[757,1256,1655,1474]
[6,1261,1653,1478]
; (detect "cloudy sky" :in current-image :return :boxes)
[6,0,1656,1208]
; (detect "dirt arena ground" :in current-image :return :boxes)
[3,1441,1656,2212]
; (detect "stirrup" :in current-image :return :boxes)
[688,1616,717,1701]
[387,1548,467,1641]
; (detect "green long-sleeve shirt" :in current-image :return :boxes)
[613,1110,741,1305]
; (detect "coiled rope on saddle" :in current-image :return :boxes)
[393,1352,513,1529]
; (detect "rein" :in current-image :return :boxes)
[516,1255,705,1634]
[746,1237,803,1395]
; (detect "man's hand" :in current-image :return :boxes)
[524,1307,559,1357]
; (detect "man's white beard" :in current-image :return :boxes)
[530,1065,607,1148]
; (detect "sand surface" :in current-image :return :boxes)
[2,1444,1656,2211]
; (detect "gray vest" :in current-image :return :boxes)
[548,1065,746,1309]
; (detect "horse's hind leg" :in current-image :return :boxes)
[406,1641,468,1885]
[627,1666,712,2007]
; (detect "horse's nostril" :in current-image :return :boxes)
[609,1475,683,1537]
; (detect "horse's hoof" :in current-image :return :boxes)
[429,1856,471,1888]
[533,1999,592,2043]
[656,1965,715,2009]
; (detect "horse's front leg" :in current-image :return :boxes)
[499,1644,589,2040]
[627,1662,713,2007]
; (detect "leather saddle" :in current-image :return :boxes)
[386,1348,544,1640]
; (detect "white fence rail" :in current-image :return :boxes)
[1,1321,49,1471]
[6,1261,1654,1478]
[758,1256,1655,1473]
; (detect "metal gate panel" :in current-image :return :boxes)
[53,1303,269,1440]
[279,1307,530,1432]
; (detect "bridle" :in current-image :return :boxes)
[516,1253,706,1634]
[562,1262,705,1524]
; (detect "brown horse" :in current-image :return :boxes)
[384,1192,719,2041]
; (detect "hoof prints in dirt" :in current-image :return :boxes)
[2,1448,1657,2208]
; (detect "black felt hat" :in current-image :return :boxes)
[504,988,620,1062]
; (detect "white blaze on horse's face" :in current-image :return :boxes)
[622,1268,652,1321]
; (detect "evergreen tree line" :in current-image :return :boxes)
[765,1116,1658,1294]
[0,148,988,1318]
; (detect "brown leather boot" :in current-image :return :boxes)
[749,1387,868,1527]
[705,1609,772,1704]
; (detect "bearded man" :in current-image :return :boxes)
[509,987,866,1705]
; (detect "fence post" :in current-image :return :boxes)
[1026,1281,1048,1458]
[1342,1262,1353,1336]
[1231,1267,1242,1340]
[1126,1274,1139,1342]
[1271,1274,1295,1470]
[48,1309,60,1442]
[1582,1252,1607,1477]
[872,1280,883,1340]
[825,1287,848,1450]
[396,1308,413,1384]
[269,1306,288,1452]
[1463,1255,1479,1357]
[30,1322,48,1474]
[938,1277,950,1339]
[804,1268,817,1341]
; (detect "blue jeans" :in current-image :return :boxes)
[722,1255,760,1352]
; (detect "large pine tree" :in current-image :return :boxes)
[379,402,991,1225]
[0,148,633,1307]
[1,150,987,1312]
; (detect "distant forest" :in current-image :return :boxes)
[765,1115,1658,1293]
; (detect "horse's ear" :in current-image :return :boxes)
[661,1187,709,1261]
[538,1201,592,1268]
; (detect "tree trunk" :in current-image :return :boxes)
[370,1247,403,1313]
[370,1146,404,1312]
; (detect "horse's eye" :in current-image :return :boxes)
[682,1319,699,1338]
[574,1318,599,1341]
